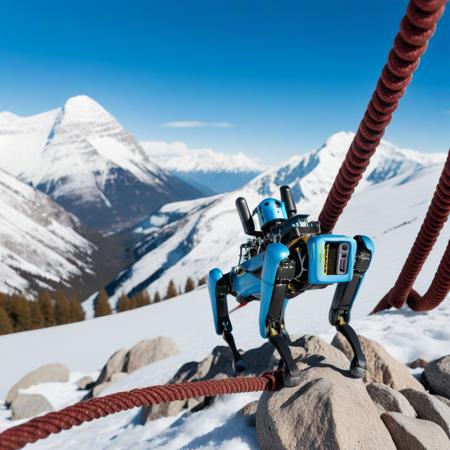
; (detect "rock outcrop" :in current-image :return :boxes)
[381,412,450,450]
[331,333,424,391]
[366,383,416,417]
[11,393,53,420]
[256,336,397,450]
[401,388,450,438]
[424,356,450,399]
[6,363,69,405]
[124,337,179,373]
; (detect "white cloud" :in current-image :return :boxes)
[161,121,234,128]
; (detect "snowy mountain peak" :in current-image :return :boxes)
[62,95,114,123]
[0,96,204,231]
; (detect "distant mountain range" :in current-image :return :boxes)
[141,141,265,194]
[0,96,204,232]
[92,131,446,312]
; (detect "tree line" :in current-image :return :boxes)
[0,275,208,335]
[0,290,85,335]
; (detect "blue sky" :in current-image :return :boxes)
[0,0,448,163]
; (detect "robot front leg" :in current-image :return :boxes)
[329,235,374,378]
[208,268,246,372]
[260,243,301,387]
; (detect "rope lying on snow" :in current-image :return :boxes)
[0,371,282,450]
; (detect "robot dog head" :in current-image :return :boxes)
[254,198,287,230]
[235,185,297,236]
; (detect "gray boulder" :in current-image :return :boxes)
[142,343,274,422]
[256,337,396,450]
[401,388,450,438]
[382,412,450,450]
[237,401,258,427]
[6,363,69,405]
[366,383,416,417]
[125,337,179,373]
[92,382,111,397]
[332,333,424,391]
[424,356,450,399]
[96,348,128,385]
[76,375,93,390]
[11,393,53,420]
[142,334,349,423]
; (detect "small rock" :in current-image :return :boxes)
[382,411,450,450]
[11,393,53,420]
[407,358,429,369]
[6,363,69,405]
[76,376,94,390]
[424,356,450,398]
[367,383,416,417]
[401,388,450,438]
[332,333,424,391]
[96,348,128,385]
[256,338,396,450]
[237,401,258,427]
[92,382,111,397]
[109,372,128,383]
[125,337,179,373]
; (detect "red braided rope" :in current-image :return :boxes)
[0,372,282,450]
[318,0,447,234]
[372,152,450,313]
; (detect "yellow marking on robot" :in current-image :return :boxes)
[324,243,329,275]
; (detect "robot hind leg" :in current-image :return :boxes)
[329,235,374,378]
[208,268,246,372]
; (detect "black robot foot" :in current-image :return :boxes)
[283,369,302,387]
[349,366,367,379]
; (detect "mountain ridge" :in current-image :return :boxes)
[0,95,205,232]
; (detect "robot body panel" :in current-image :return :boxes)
[307,235,356,284]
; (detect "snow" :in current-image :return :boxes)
[0,169,95,296]
[141,141,266,174]
[0,288,448,448]
[103,133,447,308]
[0,95,170,211]
[0,108,60,179]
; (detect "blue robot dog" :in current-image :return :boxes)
[208,185,374,386]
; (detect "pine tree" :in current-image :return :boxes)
[128,295,138,310]
[29,301,45,330]
[37,290,55,326]
[9,295,32,332]
[184,276,195,293]
[197,275,207,286]
[54,290,70,325]
[117,294,129,312]
[68,293,85,322]
[165,280,178,299]
[95,289,112,317]
[153,291,161,303]
[140,291,151,306]
[0,306,13,335]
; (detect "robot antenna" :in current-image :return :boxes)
[280,185,297,219]
[235,197,257,236]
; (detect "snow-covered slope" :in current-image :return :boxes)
[0,109,59,179]
[1,243,448,447]
[0,169,123,298]
[0,96,204,232]
[97,132,446,309]
[141,141,265,193]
